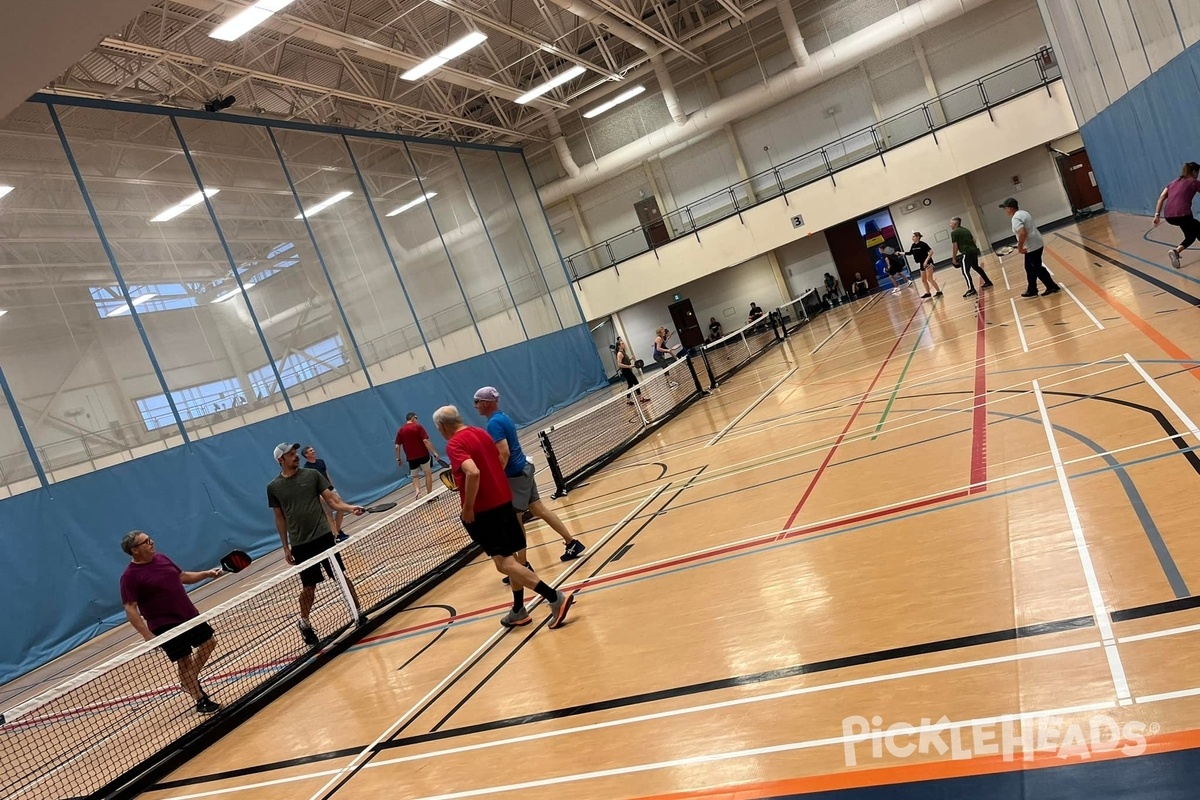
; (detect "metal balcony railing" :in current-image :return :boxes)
[559,48,1062,280]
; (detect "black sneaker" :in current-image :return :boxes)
[335,532,349,542]
[561,539,586,561]
[1020,291,1039,298]
[963,289,978,298]
[981,282,994,288]
[1042,286,1061,296]
[502,562,532,585]
[298,620,319,647]
[920,293,932,299]
[195,696,221,714]
[934,291,943,298]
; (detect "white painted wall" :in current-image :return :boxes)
[887,179,974,262]
[775,234,837,300]
[573,86,1079,320]
[966,146,1073,245]
[612,255,786,364]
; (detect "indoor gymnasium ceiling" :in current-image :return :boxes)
[18,0,795,145]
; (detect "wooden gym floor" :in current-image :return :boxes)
[65,212,1200,798]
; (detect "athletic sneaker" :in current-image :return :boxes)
[335,532,349,543]
[934,291,943,298]
[298,620,319,647]
[502,562,532,585]
[1020,291,1039,298]
[561,539,586,561]
[195,696,221,714]
[500,607,531,628]
[963,289,977,298]
[1170,249,1182,269]
[1042,286,1061,296]
[920,293,931,299]
[547,591,575,629]
[981,281,994,288]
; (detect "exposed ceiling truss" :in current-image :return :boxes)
[40,0,762,145]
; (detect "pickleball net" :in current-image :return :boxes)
[539,355,705,496]
[0,490,474,800]
[696,314,782,387]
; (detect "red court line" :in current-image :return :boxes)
[784,303,924,529]
[969,294,989,493]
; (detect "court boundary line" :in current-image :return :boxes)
[1009,298,1030,352]
[705,367,798,447]
[809,317,853,354]
[1062,284,1105,330]
[1032,379,1131,705]
[1123,353,1200,440]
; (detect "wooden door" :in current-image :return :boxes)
[825,220,877,294]
[1059,150,1104,210]
[668,298,705,350]
[635,196,671,248]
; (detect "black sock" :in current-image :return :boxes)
[533,581,557,601]
[511,589,525,611]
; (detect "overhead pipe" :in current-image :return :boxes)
[546,114,581,178]
[651,55,687,125]
[538,0,997,206]
[776,0,809,67]
[544,0,659,54]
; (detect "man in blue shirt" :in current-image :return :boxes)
[473,386,585,562]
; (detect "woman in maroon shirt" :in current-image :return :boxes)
[1154,161,1200,269]
[120,531,222,714]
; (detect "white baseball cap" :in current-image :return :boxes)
[273,442,300,460]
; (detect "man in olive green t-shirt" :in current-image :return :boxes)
[950,217,993,298]
[267,442,365,646]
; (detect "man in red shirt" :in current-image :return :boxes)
[395,412,442,501]
[120,531,222,714]
[433,405,575,629]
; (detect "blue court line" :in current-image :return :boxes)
[350,438,1196,654]
[1067,231,1200,287]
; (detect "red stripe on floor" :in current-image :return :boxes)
[970,294,988,493]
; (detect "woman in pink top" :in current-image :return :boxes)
[1154,161,1200,269]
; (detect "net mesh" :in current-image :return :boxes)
[540,356,701,495]
[699,316,781,385]
[0,492,473,800]
[776,290,821,335]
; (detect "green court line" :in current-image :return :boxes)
[872,303,936,439]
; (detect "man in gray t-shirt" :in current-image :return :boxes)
[1000,198,1060,298]
[268,442,365,646]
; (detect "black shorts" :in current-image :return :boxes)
[407,455,430,471]
[291,532,345,587]
[463,502,527,557]
[153,621,215,663]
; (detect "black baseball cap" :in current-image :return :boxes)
[999,197,1019,209]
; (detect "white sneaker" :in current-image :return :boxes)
[1169,249,1182,269]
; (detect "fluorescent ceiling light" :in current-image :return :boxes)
[582,85,646,118]
[210,0,297,41]
[0,309,7,318]
[294,190,352,219]
[386,192,437,217]
[402,32,487,81]
[151,188,219,222]
[0,186,13,200]
[107,292,157,318]
[515,65,586,104]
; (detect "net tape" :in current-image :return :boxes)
[0,486,472,800]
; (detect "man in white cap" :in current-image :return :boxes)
[266,442,366,646]
[473,386,584,563]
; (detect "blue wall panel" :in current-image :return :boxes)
[0,324,604,682]
[1081,41,1200,216]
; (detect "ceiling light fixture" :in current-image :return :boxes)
[515,65,586,104]
[294,190,352,219]
[151,188,220,223]
[0,186,14,200]
[210,0,297,41]
[402,32,488,81]
[582,85,646,118]
[107,293,158,318]
[385,192,437,217]
[0,309,7,318]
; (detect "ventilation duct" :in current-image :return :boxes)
[651,55,687,125]
[777,0,809,67]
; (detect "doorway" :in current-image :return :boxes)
[1057,149,1104,213]
[634,196,671,249]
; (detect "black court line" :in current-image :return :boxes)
[394,605,456,672]
[1112,595,1200,623]
[152,615,1096,791]
[426,467,708,733]
[610,544,635,562]
[1055,234,1200,306]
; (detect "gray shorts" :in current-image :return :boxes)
[508,462,540,512]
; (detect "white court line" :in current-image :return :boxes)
[1002,266,1011,290]
[177,642,1102,800]
[1032,379,1131,706]
[809,317,853,355]
[398,702,1117,800]
[304,484,670,800]
[1123,353,1200,440]
[706,367,798,447]
[856,293,884,315]
[1062,285,1105,330]
[1009,298,1030,353]
[1119,621,1200,645]
[1135,687,1200,704]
